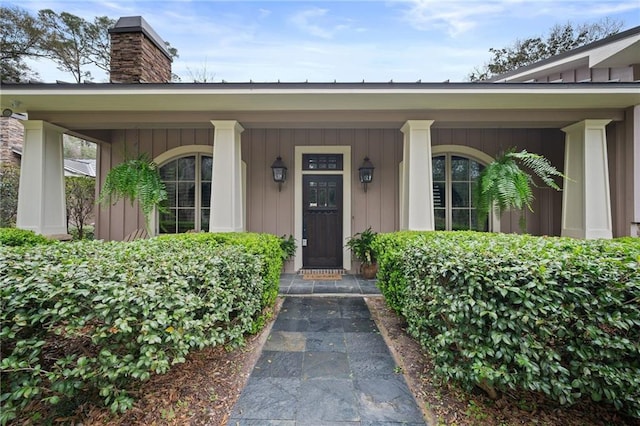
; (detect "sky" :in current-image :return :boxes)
[7,0,640,83]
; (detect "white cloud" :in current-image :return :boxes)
[290,7,334,38]
[289,7,356,39]
[401,0,504,36]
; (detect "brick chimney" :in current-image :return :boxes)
[109,16,172,83]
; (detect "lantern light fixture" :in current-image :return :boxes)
[271,156,287,191]
[358,157,375,192]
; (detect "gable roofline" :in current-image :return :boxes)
[491,25,640,82]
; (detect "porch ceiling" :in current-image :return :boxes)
[2,83,638,133]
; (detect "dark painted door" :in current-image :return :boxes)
[303,175,343,268]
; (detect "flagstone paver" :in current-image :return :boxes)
[227,295,426,426]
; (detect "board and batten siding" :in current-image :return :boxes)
[95,128,214,241]
[96,126,567,242]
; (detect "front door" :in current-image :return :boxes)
[303,175,343,268]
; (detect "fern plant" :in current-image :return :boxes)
[476,149,565,232]
[98,154,167,232]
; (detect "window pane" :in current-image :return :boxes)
[178,156,196,180]
[470,210,488,232]
[201,208,210,232]
[201,156,213,181]
[451,156,469,181]
[201,182,211,208]
[432,156,445,181]
[159,210,177,234]
[178,209,195,233]
[177,182,195,207]
[470,160,483,180]
[160,161,177,180]
[163,182,177,208]
[433,182,445,208]
[435,208,446,230]
[452,209,470,230]
[452,182,469,207]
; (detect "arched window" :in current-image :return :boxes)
[432,153,488,231]
[158,153,212,233]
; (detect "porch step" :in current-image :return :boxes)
[298,268,346,275]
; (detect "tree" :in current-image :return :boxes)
[0,165,20,227]
[38,10,115,83]
[98,154,167,232]
[0,6,47,81]
[66,176,95,239]
[2,7,179,83]
[468,19,623,81]
[475,149,565,232]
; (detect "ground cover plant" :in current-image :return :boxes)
[0,228,52,247]
[374,231,640,418]
[0,233,283,424]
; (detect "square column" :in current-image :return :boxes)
[210,120,244,232]
[632,106,640,237]
[561,119,613,239]
[17,120,68,236]
[400,120,435,230]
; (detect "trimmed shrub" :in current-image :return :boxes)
[0,234,281,423]
[0,228,53,247]
[157,232,283,312]
[374,231,640,417]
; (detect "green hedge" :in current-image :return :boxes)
[0,228,53,247]
[157,232,283,313]
[373,231,640,417]
[0,233,283,424]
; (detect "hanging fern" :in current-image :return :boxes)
[476,149,565,232]
[98,154,167,231]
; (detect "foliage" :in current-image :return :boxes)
[0,6,46,82]
[98,154,167,232]
[37,10,115,83]
[1,6,179,83]
[476,149,565,232]
[0,165,20,227]
[346,227,378,265]
[66,176,95,240]
[63,135,96,159]
[374,231,640,417]
[158,232,284,314]
[469,19,622,81]
[0,228,52,247]
[279,234,297,261]
[0,234,281,423]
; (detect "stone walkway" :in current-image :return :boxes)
[278,273,382,295]
[227,296,426,425]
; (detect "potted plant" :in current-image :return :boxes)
[476,148,566,233]
[346,227,378,279]
[98,153,167,233]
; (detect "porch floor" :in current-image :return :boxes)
[279,273,382,295]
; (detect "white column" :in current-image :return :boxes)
[209,120,244,232]
[632,106,640,237]
[561,119,613,239]
[400,120,435,230]
[17,120,68,236]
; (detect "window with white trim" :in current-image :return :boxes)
[432,154,488,231]
[158,154,212,233]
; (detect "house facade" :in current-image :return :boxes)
[1,17,638,271]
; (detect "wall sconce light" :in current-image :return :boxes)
[358,157,375,192]
[271,156,287,191]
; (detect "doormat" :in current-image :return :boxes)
[303,273,342,280]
